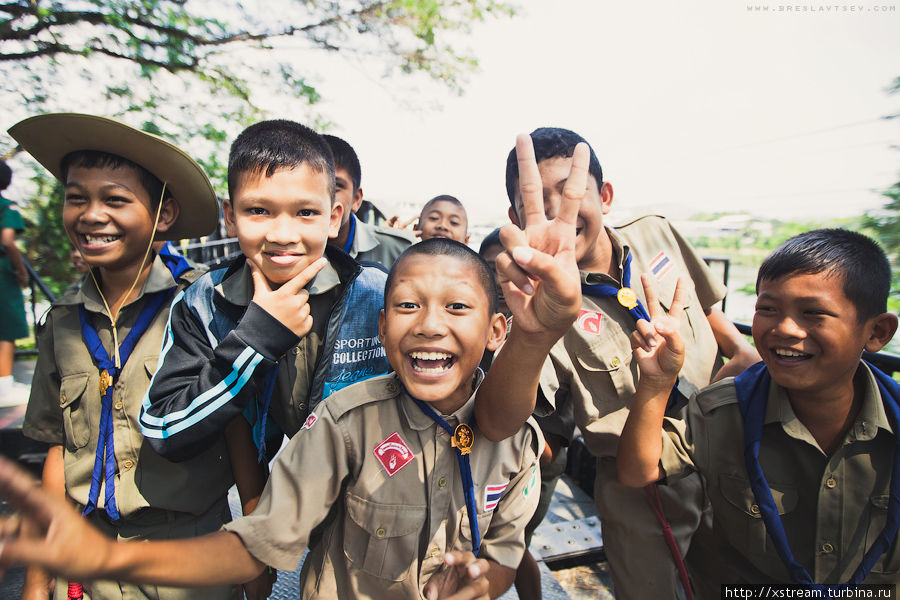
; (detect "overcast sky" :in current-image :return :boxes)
[303,0,900,227]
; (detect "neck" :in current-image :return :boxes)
[97,255,155,320]
[579,229,619,279]
[788,367,863,456]
[332,215,354,249]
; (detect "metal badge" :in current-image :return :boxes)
[616,287,638,310]
[99,369,111,396]
[452,423,474,455]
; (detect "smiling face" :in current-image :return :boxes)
[224,165,341,288]
[379,254,507,414]
[417,200,469,244]
[753,272,883,401]
[63,165,177,275]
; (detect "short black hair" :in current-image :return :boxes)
[505,127,603,213]
[321,134,361,192]
[757,228,890,322]
[419,194,467,221]
[228,120,335,201]
[0,160,11,190]
[60,150,168,206]
[478,227,503,256]
[385,238,499,315]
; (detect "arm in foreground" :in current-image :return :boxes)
[706,306,760,382]
[475,135,587,442]
[0,457,264,587]
[617,275,687,488]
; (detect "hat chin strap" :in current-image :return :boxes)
[83,182,167,368]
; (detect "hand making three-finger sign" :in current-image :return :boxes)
[248,257,327,339]
[630,274,688,391]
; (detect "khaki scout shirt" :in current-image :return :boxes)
[23,257,233,517]
[350,217,413,268]
[538,216,726,456]
[215,259,342,437]
[226,373,543,600]
[660,364,900,588]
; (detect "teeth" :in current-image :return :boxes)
[410,351,451,361]
[84,234,119,244]
[415,365,451,374]
[775,349,806,357]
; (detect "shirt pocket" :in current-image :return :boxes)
[59,373,91,450]
[718,473,798,556]
[575,343,635,401]
[343,492,427,581]
[865,494,900,574]
[458,508,494,550]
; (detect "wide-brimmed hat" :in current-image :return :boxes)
[8,113,218,241]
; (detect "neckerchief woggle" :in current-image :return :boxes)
[78,286,175,520]
[407,386,481,556]
[342,214,357,254]
[734,361,900,589]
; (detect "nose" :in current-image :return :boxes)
[414,305,448,338]
[81,199,110,224]
[266,214,301,245]
[543,195,559,220]
[772,313,806,339]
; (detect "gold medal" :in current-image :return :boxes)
[99,369,111,396]
[617,287,638,310]
[451,423,474,455]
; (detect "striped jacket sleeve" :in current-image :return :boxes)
[139,290,298,461]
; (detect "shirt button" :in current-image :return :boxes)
[375,527,386,539]
[825,477,837,489]
[749,504,760,515]
[114,401,123,410]
[438,476,448,488]
[611,357,621,368]
[822,542,834,554]
[292,347,300,355]
[430,546,441,557]
[123,459,134,470]
[59,393,67,405]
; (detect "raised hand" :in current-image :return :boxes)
[422,551,490,600]
[248,257,327,338]
[495,134,586,340]
[630,274,687,389]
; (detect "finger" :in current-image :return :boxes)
[557,142,590,226]
[631,319,657,352]
[0,458,56,527]
[668,277,688,322]
[402,216,418,229]
[515,134,547,227]
[640,274,662,321]
[495,251,534,296]
[465,557,490,580]
[247,260,272,296]
[385,216,398,227]
[279,257,328,296]
[507,246,580,306]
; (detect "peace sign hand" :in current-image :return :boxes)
[630,274,687,391]
[248,258,327,339]
[495,135,587,340]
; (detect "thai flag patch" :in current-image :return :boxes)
[649,251,674,281]
[484,483,508,512]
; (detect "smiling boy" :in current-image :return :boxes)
[617,229,900,595]
[416,195,470,244]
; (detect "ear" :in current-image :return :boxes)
[351,187,364,214]
[328,200,344,239]
[463,233,470,245]
[223,198,237,237]
[485,312,508,352]
[378,309,386,343]
[154,198,180,234]
[508,206,522,228]
[599,182,614,216]
[864,312,898,353]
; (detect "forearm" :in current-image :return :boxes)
[3,238,26,279]
[475,324,556,442]
[23,446,65,597]
[706,307,759,381]
[617,380,672,488]
[225,417,268,515]
[487,561,516,599]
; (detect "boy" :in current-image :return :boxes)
[322,134,413,268]
[618,229,900,595]
[487,126,760,599]
[416,195,470,244]
[8,113,233,600]
[137,120,392,461]
[0,239,545,600]
[0,158,30,406]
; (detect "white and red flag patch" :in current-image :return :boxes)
[576,309,603,335]
[649,251,674,281]
[484,483,508,511]
[301,413,318,431]
[373,431,415,477]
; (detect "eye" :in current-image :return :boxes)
[247,206,268,216]
[298,209,318,217]
[106,195,130,204]
[447,302,470,311]
[396,301,418,310]
[754,303,775,313]
[64,193,86,205]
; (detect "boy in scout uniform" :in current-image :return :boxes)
[322,134,413,268]
[489,126,761,599]
[8,114,237,600]
[618,229,900,595]
[0,238,566,600]
[415,195,470,244]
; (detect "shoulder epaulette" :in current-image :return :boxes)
[694,378,739,416]
[615,214,669,230]
[324,373,401,421]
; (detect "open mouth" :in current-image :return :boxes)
[409,351,456,374]
[772,348,812,362]
[80,233,122,248]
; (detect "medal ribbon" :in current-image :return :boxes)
[735,361,900,589]
[409,395,481,556]
[78,289,174,520]
[342,214,357,254]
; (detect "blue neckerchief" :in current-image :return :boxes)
[78,289,174,520]
[581,251,651,323]
[157,242,193,280]
[342,214,357,254]
[254,361,280,462]
[408,390,481,556]
[734,361,900,589]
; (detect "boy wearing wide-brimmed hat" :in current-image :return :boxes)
[9,114,237,600]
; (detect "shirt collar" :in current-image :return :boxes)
[580,226,631,287]
[217,256,341,306]
[399,368,485,431]
[59,254,177,316]
[350,216,379,257]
